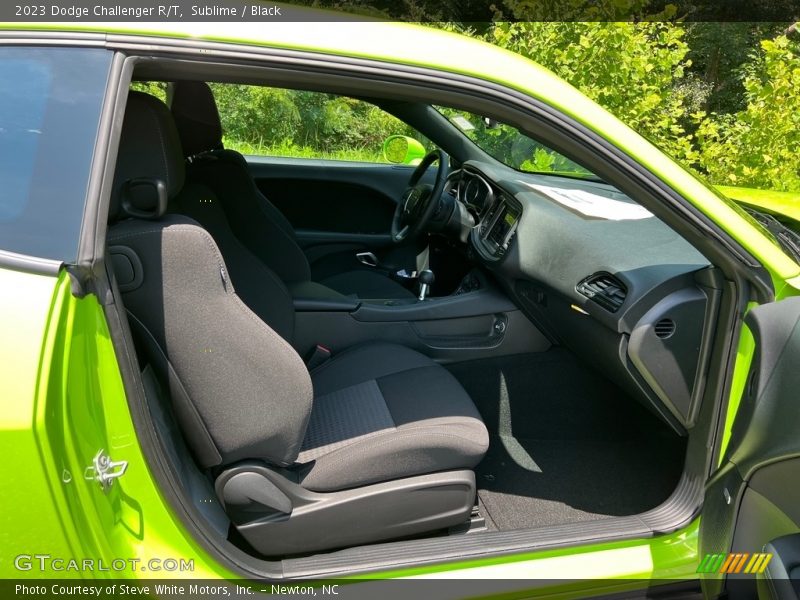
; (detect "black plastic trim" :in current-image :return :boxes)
[76,51,126,268]
[218,465,476,557]
[295,229,393,247]
[352,287,516,322]
[74,52,131,303]
[285,472,703,578]
[288,517,650,577]
[577,271,628,313]
[293,298,360,312]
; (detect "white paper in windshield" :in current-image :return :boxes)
[523,182,653,221]
[450,115,475,131]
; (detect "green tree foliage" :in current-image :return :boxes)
[462,20,800,192]
[209,84,419,161]
[694,36,800,191]
[211,84,301,148]
[495,0,666,22]
[129,81,167,102]
[485,22,700,166]
[683,22,785,114]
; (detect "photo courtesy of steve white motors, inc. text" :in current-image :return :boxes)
[15,3,283,19]
[15,583,341,597]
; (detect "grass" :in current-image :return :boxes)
[223,138,387,163]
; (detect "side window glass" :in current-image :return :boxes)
[0,48,111,261]
[0,58,50,222]
[210,85,430,163]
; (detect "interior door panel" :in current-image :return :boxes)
[699,297,800,600]
[244,155,435,277]
[245,156,417,237]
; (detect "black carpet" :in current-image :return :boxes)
[447,348,686,531]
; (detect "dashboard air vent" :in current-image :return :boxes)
[576,272,627,312]
[654,318,676,339]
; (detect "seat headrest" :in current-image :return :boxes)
[110,91,185,222]
[170,81,223,158]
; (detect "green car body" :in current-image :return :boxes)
[1,20,799,596]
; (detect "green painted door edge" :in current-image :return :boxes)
[24,271,233,579]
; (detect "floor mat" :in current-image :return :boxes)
[476,436,684,529]
[447,349,687,530]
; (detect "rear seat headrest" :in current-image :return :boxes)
[170,81,223,158]
[110,91,185,223]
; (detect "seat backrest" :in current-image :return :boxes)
[168,178,296,341]
[170,81,312,284]
[108,91,313,469]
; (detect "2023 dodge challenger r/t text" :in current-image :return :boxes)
[2,20,800,600]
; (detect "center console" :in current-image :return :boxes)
[292,270,548,362]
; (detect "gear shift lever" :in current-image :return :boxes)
[418,269,435,301]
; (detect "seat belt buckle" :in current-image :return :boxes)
[306,344,332,370]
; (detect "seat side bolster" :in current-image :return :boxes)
[299,428,488,492]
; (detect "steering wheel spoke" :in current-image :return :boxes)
[390,149,450,244]
[394,225,410,242]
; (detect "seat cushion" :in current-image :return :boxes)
[318,269,416,300]
[298,343,489,492]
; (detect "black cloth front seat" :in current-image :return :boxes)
[169,81,415,300]
[107,92,488,552]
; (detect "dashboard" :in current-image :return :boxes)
[449,160,717,435]
[457,167,522,261]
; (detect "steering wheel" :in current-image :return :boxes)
[391,149,450,243]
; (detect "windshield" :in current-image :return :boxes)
[436,107,598,180]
